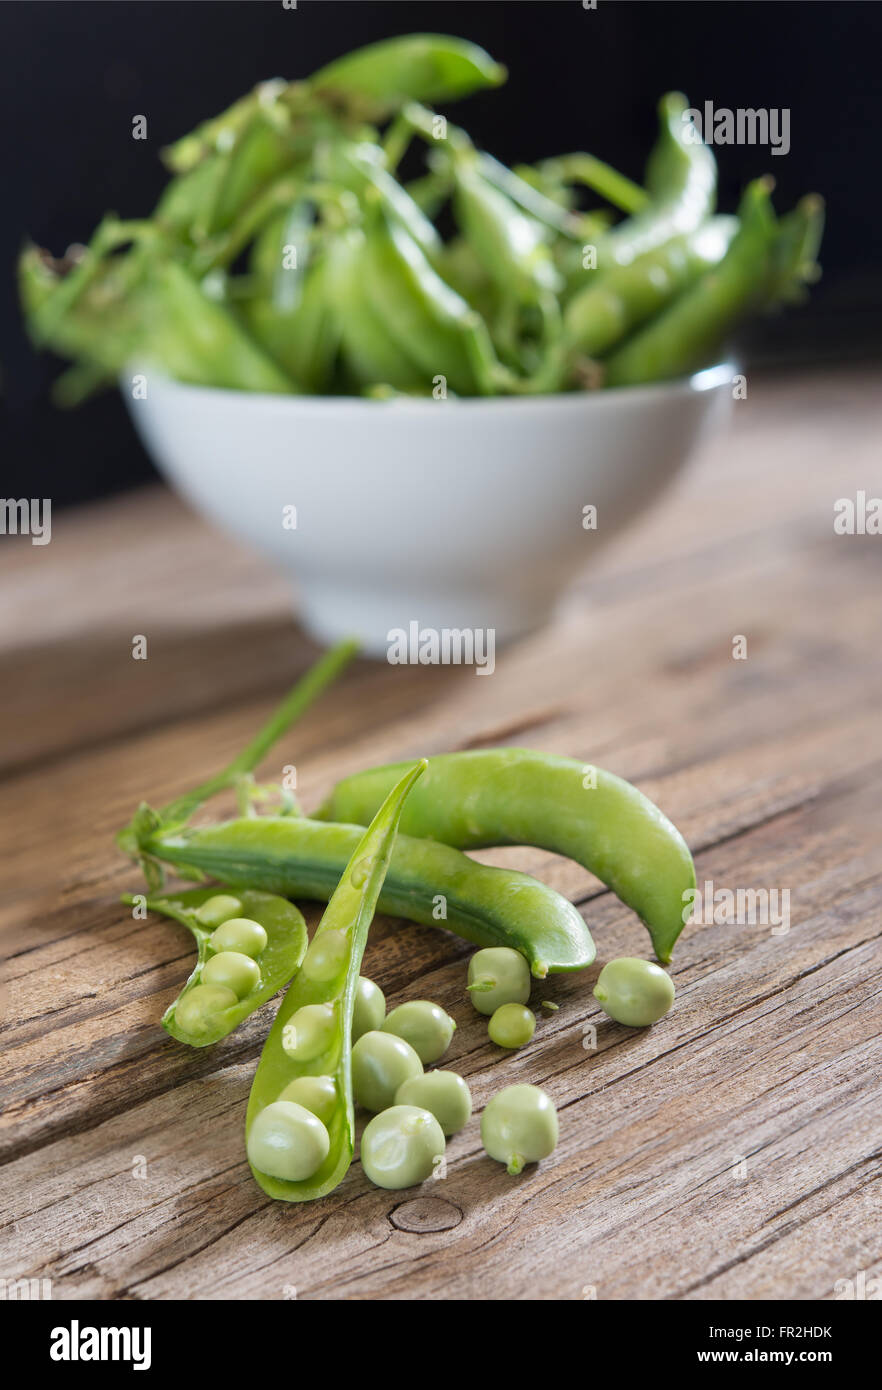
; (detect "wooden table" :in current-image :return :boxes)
[2,368,881,1301]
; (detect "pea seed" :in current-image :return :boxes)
[360,1105,446,1190]
[488,1002,535,1049]
[174,983,238,1034]
[593,957,675,1027]
[467,947,530,1015]
[481,1084,558,1175]
[382,999,456,1064]
[351,1030,423,1112]
[352,976,386,1042]
[208,916,267,957]
[395,1070,472,1136]
[202,950,261,1000]
[301,929,349,983]
[278,1075,338,1128]
[194,894,243,929]
[246,1100,330,1183]
[282,1003,336,1061]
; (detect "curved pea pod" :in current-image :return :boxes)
[141,816,595,978]
[308,34,506,122]
[245,759,426,1202]
[122,886,308,1047]
[143,261,295,392]
[563,216,737,358]
[452,158,561,305]
[317,749,696,964]
[360,206,500,394]
[603,178,783,387]
[602,92,717,269]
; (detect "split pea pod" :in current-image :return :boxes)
[602,92,716,269]
[122,885,308,1047]
[141,816,596,978]
[318,749,695,963]
[245,760,426,1201]
[564,216,737,358]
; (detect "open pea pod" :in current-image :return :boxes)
[308,34,506,121]
[245,759,426,1202]
[123,885,308,1047]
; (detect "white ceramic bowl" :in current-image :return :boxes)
[125,365,733,654]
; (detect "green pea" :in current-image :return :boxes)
[301,928,349,983]
[202,950,261,1000]
[481,1084,558,1175]
[467,946,530,1015]
[194,894,243,929]
[360,1105,446,1190]
[593,957,675,1026]
[208,915,268,957]
[488,1002,535,1049]
[278,1074,338,1128]
[395,1070,472,1136]
[352,976,386,1041]
[351,1030,423,1112]
[246,1100,330,1183]
[281,1003,336,1061]
[173,983,238,1035]
[381,999,456,1064]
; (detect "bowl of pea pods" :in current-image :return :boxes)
[21,34,824,652]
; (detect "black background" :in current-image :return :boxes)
[3,0,880,509]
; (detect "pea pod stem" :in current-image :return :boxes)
[245,759,427,1202]
[537,153,649,216]
[318,749,696,963]
[157,637,358,826]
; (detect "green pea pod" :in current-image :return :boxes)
[143,261,294,392]
[603,177,784,387]
[602,92,716,269]
[140,817,595,978]
[122,885,308,1047]
[201,110,302,237]
[308,34,506,122]
[452,157,561,305]
[332,226,431,392]
[241,201,343,392]
[154,155,228,238]
[323,140,442,257]
[318,749,696,963]
[161,79,290,174]
[360,206,500,394]
[242,253,340,393]
[563,215,737,358]
[245,759,426,1202]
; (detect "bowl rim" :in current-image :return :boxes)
[127,361,737,414]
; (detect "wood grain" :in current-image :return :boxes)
[1,368,880,1300]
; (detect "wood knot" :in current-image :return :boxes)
[389,1197,462,1233]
